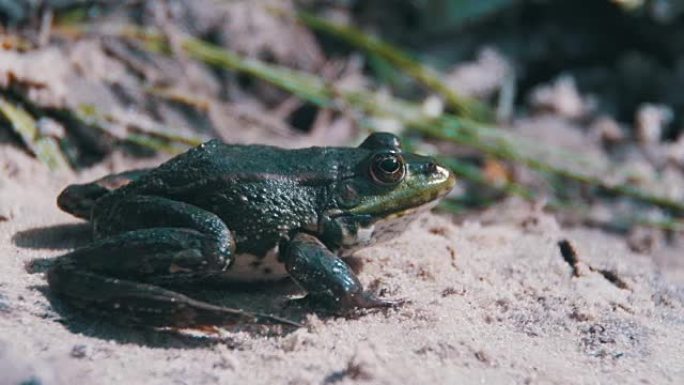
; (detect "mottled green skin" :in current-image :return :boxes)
[48,133,455,328]
[96,140,354,257]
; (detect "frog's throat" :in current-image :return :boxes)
[336,200,438,252]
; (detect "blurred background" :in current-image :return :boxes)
[1,0,683,253]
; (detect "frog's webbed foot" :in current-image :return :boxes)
[282,233,401,313]
[286,292,403,317]
[340,291,405,309]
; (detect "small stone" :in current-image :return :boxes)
[324,346,377,383]
[0,205,11,222]
[627,226,664,254]
[213,354,238,370]
[0,293,9,312]
[474,350,492,365]
[281,330,314,352]
[0,341,58,385]
[70,344,87,359]
[529,75,594,119]
[590,115,625,144]
[443,47,511,99]
[636,103,672,144]
[665,134,684,167]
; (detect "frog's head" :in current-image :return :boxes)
[322,132,456,250]
[339,132,455,217]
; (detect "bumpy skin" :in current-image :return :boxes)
[49,133,455,328]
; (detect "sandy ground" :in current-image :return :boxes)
[1,143,683,385]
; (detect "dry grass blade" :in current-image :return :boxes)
[146,86,211,112]
[0,97,69,170]
[73,103,205,154]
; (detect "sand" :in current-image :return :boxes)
[1,143,683,385]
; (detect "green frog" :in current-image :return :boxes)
[49,132,455,328]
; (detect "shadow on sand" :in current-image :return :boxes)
[32,281,309,348]
[15,223,309,347]
[12,222,91,250]
[15,223,375,348]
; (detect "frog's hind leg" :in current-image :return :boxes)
[47,228,297,328]
[48,264,296,327]
[57,168,152,220]
[48,195,298,328]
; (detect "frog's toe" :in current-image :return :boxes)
[341,291,405,310]
[285,292,404,314]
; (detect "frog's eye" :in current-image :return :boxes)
[370,152,406,185]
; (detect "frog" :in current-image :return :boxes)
[48,132,455,328]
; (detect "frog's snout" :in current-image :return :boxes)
[427,161,456,196]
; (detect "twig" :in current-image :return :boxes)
[146,86,211,112]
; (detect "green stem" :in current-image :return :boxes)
[292,10,492,121]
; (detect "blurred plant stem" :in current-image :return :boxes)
[546,200,684,233]
[49,24,684,215]
[287,10,493,122]
[169,34,684,214]
[73,104,204,153]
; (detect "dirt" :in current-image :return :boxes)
[1,143,683,385]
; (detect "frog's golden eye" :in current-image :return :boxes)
[370,152,406,185]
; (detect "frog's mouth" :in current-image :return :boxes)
[382,199,441,219]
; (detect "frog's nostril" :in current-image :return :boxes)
[426,162,438,174]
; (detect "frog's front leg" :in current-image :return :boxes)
[282,233,399,310]
[48,195,295,327]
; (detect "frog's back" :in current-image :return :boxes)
[136,139,338,190]
[135,141,327,258]
[57,140,348,220]
[97,140,347,256]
